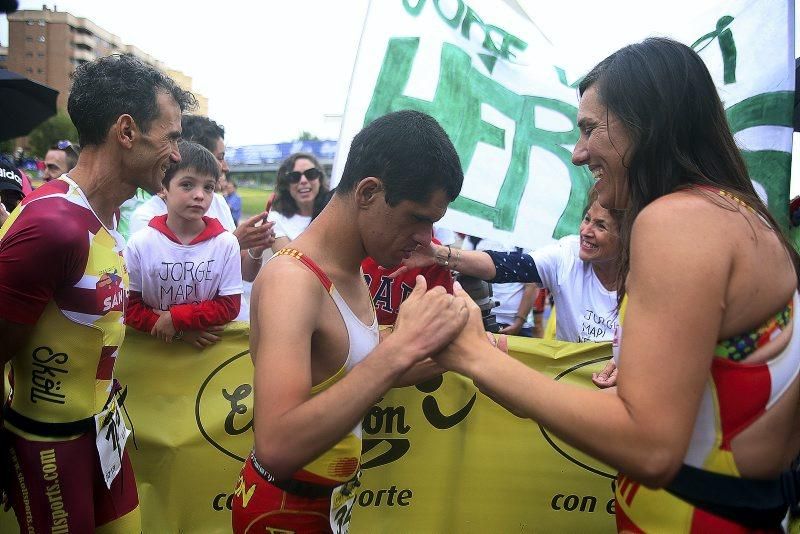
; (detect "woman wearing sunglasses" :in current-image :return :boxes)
[268,152,330,254]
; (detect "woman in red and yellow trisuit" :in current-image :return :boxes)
[429,38,800,533]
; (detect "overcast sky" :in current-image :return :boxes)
[1,0,798,194]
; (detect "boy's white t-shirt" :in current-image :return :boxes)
[531,235,618,343]
[267,211,311,240]
[128,194,248,320]
[125,221,243,313]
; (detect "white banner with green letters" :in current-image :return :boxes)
[332,0,795,250]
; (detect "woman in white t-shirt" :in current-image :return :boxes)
[240,153,330,319]
[399,191,623,383]
[267,153,330,253]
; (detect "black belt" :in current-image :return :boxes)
[666,463,797,529]
[3,381,134,441]
[250,451,357,499]
[3,406,95,437]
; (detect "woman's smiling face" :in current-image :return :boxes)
[572,85,634,211]
[578,201,620,265]
[288,157,321,212]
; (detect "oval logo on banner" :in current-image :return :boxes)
[538,357,616,480]
[195,350,254,463]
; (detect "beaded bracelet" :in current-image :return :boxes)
[451,248,462,270]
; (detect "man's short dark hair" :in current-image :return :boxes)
[68,54,196,147]
[336,110,463,205]
[181,115,225,152]
[162,141,221,189]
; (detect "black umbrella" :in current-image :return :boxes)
[0,69,59,141]
[0,0,18,14]
[795,58,800,132]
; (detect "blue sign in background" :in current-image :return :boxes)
[226,140,337,166]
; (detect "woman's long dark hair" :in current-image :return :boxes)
[579,37,800,302]
[272,152,330,217]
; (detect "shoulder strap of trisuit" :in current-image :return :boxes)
[275,247,333,293]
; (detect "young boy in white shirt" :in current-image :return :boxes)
[124,141,243,348]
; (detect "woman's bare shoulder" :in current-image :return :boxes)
[638,189,733,219]
[631,190,737,246]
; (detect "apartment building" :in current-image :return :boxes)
[6,5,208,114]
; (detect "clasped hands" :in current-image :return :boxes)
[390,275,508,375]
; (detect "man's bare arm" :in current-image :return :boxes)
[252,265,467,480]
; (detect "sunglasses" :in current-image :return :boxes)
[285,167,322,184]
[54,140,79,157]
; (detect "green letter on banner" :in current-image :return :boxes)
[364,38,592,237]
[692,15,737,84]
[726,91,794,230]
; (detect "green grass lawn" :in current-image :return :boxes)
[238,186,273,219]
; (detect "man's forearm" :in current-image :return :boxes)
[254,335,420,480]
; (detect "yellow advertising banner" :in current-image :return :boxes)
[0,325,618,533]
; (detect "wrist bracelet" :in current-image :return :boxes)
[248,248,264,260]
[452,248,462,271]
[514,315,526,322]
[435,245,449,267]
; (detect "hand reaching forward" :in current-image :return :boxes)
[234,212,276,251]
[388,242,438,279]
[391,275,469,361]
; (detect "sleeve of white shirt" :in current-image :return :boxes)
[129,199,161,237]
[217,233,244,296]
[211,193,236,233]
[530,238,570,291]
[123,234,144,293]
